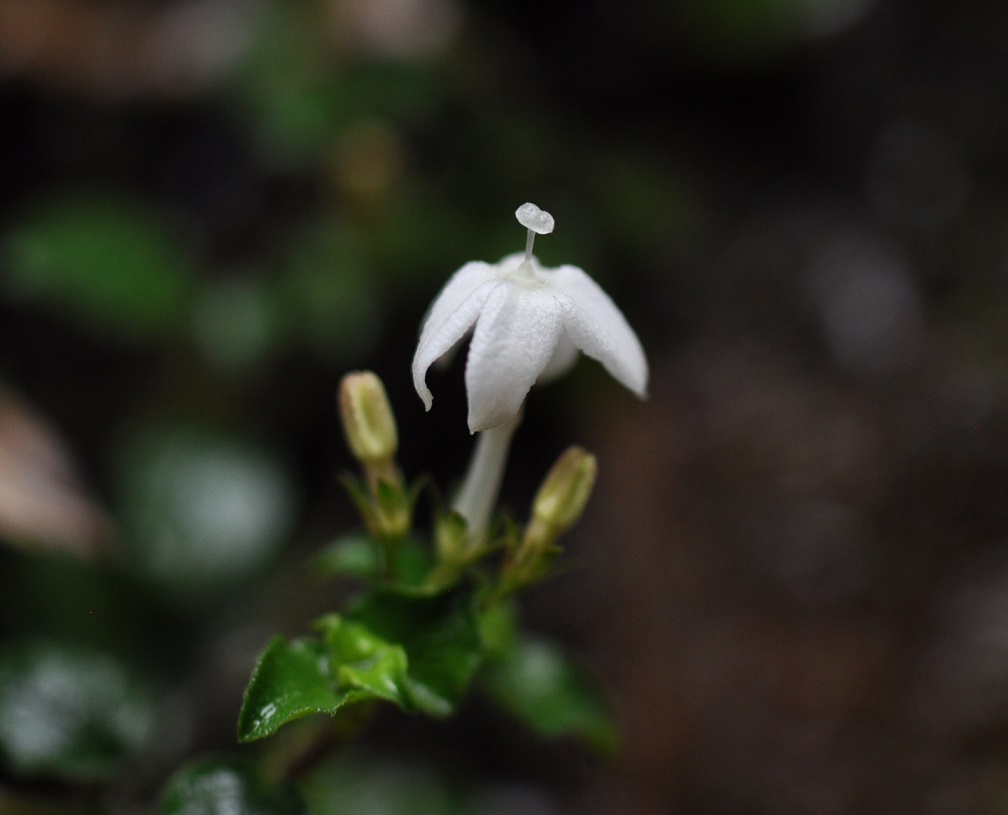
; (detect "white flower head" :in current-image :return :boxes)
[413,203,648,433]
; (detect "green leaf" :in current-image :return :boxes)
[239,589,484,741]
[312,535,383,580]
[0,641,156,780]
[346,589,483,716]
[312,535,434,592]
[319,616,409,705]
[161,756,306,815]
[479,637,617,753]
[2,193,197,337]
[237,637,367,743]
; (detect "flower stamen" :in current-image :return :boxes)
[515,202,555,263]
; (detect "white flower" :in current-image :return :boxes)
[412,203,648,433]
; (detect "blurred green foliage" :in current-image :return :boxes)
[161,757,306,815]
[115,426,296,601]
[0,641,156,781]
[3,195,197,338]
[301,751,460,815]
[478,636,616,753]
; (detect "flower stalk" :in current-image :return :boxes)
[451,410,522,540]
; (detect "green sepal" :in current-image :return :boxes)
[338,475,424,559]
[433,510,468,563]
[339,475,378,532]
[375,478,411,531]
[425,511,505,593]
[161,756,306,815]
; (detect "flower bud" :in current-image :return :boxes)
[339,372,398,467]
[531,446,597,535]
[494,446,597,600]
[434,511,469,564]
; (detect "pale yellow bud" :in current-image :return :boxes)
[531,446,597,535]
[493,447,598,600]
[339,371,398,466]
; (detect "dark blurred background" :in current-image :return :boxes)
[1,0,1008,812]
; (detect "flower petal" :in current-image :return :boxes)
[536,330,578,385]
[465,283,565,432]
[551,265,649,397]
[412,261,502,411]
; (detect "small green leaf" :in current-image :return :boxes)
[239,589,484,741]
[479,638,616,753]
[312,535,434,591]
[312,535,383,580]
[347,589,483,716]
[161,756,306,815]
[320,616,409,705]
[319,590,483,716]
[0,641,156,780]
[238,637,366,743]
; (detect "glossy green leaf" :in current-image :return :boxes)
[345,589,483,716]
[239,589,484,741]
[479,637,617,753]
[2,194,197,337]
[320,616,409,705]
[238,637,367,743]
[161,756,306,815]
[0,641,156,780]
